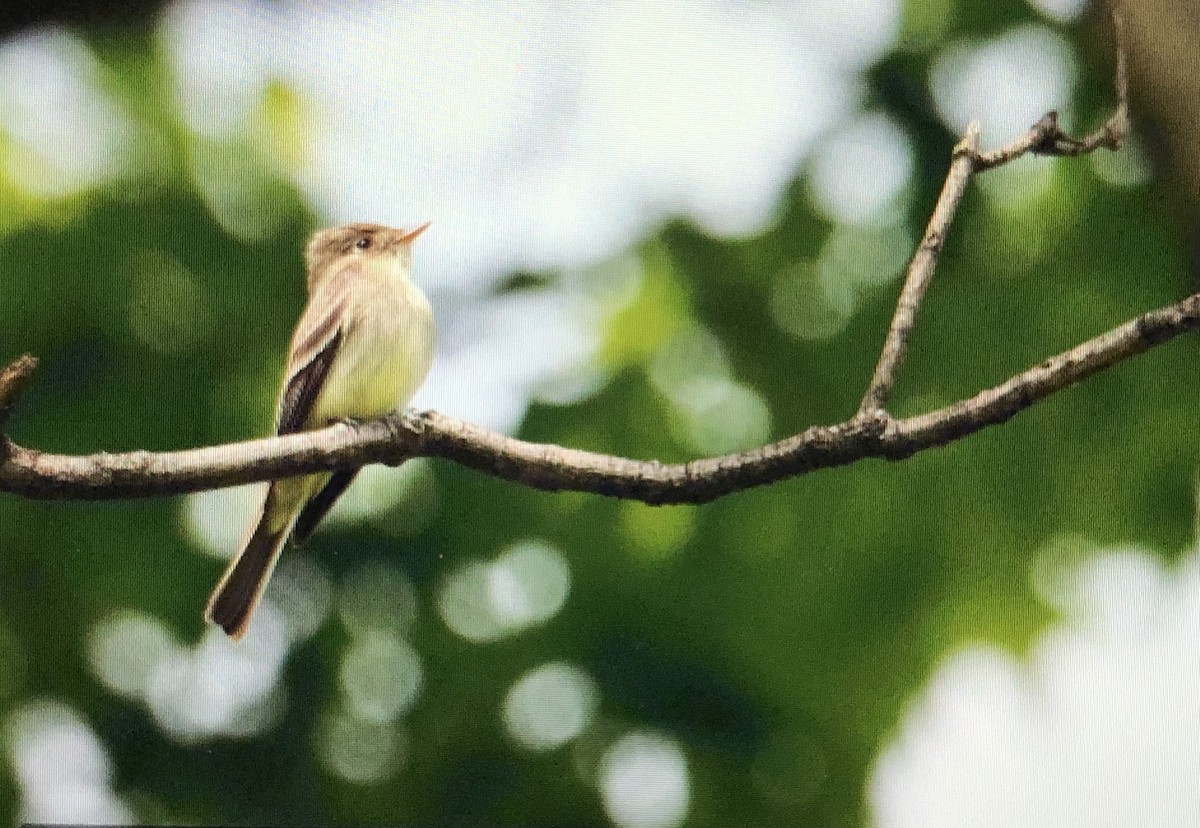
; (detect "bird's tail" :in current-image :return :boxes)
[205,486,298,639]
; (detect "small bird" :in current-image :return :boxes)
[206,222,435,639]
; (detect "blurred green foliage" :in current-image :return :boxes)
[0,5,1197,828]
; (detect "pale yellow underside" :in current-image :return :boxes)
[264,254,435,533]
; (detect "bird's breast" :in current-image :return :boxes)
[312,274,434,423]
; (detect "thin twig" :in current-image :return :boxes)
[1,290,1196,504]
[973,10,1128,169]
[857,124,981,417]
[858,8,1129,416]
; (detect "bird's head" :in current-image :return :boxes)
[304,221,430,291]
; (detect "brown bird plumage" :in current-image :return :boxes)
[206,222,435,638]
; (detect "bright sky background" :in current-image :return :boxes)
[869,546,1200,828]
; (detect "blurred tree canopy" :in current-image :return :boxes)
[0,2,1196,827]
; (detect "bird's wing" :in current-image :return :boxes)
[291,469,359,545]
[275,264,358,435]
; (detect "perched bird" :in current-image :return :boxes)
[206,222,435,639]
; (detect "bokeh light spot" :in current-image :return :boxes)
[818,221,914,291]
[324,459,439,538]
[600,731,690,828]
[0,28,133,197]
[340,631,424,724]
[808,112,913,225]
[488,540,571,629]
[436,561,499,643]
[269,555,333,643]
[438,540,572,643]
[317,708,406,785]
[931,25,1077,149]
[771,261,853,341]
[648,324,731,397]
[6,701,134,824]
[789,0,902,70]
[646,322,772,452]
[1026,0,1087,23]
[144,603,289,742]
[87,610,178,700]
[976,156,1058,213]
[189,142,296,242]
[868,550,1200,827]
[183,483,263,559]
[1090,135,1152,188]
[503,662,599,751]
[675,376,772,456]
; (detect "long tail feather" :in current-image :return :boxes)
[205,516,290,639]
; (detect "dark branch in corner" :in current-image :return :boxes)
[2,9,1191,507]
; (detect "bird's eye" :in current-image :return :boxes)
[355,237,371,250]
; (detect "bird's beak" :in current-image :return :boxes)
[399,221,431,244]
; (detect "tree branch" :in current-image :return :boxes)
[856,124,981,417]
[0,290,1196,504]
[974,10,1129,170]
[857,8,1131,417]
[0,353,38,462]
[1,9,1187,508]
[0,353,38,424]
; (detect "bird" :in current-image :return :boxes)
[205,222,435,639]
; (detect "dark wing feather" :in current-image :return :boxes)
[277,331,341,435]
[291,469,360,545]
[275,264,357,435]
